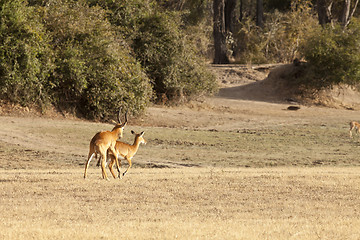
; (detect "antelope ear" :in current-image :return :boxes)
[140,131,145,136]
[131,130,135,135]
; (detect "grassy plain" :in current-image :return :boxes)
[1,114,360,239]
[1,168,360,240]
[2,65,360,239]
[1,115,360,169]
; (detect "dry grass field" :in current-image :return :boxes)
[1,65,360,239]
[1,168,360,239]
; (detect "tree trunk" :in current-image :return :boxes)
[239,0,243,22]
[339,0,359,28]
[225,0,236,33]
[339,0,351,27]
[317,0,332,26]
[256,0,264,28]
[213,0,229,64]
[317,0,359,28]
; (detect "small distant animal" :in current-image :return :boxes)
[349,121,360,138]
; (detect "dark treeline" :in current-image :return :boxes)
[1,0,360,120]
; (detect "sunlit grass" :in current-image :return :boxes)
[1,168,360,239]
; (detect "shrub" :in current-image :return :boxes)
[44,0,153,119]
[89,0,217,103]
[299,20,360,89]
[0,0,54,108]
[132,11,217,102]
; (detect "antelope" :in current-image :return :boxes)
[349,121,360,138]
[84,108,128,180]
[107,130,147,178]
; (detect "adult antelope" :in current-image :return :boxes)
[84,108,128,180]
[349,121,360,138]
[107,130,147,178]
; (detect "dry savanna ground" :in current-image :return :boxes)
[1,64,360,239]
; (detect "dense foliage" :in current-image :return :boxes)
[132,11,216,101]
[231,0,360,90]
[44,0,153,119]
[1,0,360,118]
[0,0,216,120]
[299,19,360,89]
[235,1,318,64]
[90,0,216,101]
[0,0,53,108]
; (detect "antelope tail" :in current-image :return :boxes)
[86,153,95,169]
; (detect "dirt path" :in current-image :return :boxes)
[135,64,360,131]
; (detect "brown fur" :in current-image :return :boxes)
[108,130,146,178]
[84,109,127,180]
[349,121,360,138]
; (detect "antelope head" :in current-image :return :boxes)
[131,130,147,145]
[112,107,128,138]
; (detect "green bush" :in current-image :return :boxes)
[89,0,217,103]
[87,0,154,41]
[133,11,217,102]
[299,20,360,89]
[44,0,153,119]
[0,0,54,108]
[1,0,216,119]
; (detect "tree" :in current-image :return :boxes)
[256,0,264,28]
[213,0,229,63]
[225,0,236,32]
[316,0,359,28]
[339,0,359,28]
[317,0,332,26]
